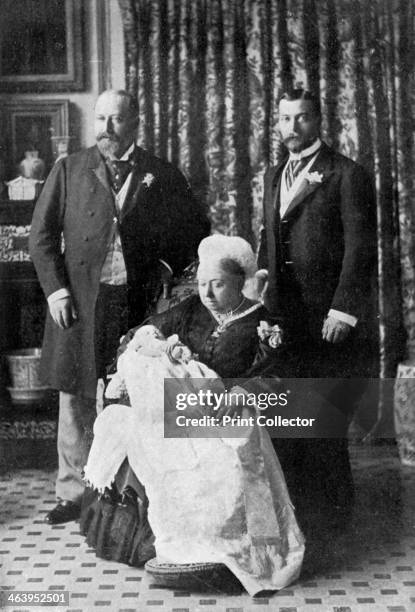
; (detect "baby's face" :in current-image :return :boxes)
[129,325,165,351]
[151,328,164,339]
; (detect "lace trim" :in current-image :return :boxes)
[212,302,262,337]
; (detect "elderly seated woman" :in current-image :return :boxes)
[80,235,304,596]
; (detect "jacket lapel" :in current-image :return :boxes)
[282,144,334,218]
[265,158,286,232]
[87,146,111,194]
[86,146,157,222]
[120,147,156,221]
[85,146,117,219]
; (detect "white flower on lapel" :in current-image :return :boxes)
[304,171,324,184]
[142,173,155,187]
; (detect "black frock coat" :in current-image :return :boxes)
[258,142,377,377]
[29,145,209,398]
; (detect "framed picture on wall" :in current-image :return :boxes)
[0,99,70,181]
[0,0,83,93]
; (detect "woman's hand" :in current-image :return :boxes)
[216,385,247,422]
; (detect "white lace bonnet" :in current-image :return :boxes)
[197,235,259,299]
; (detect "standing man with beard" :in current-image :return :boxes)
[30,90,209,524]
[258,89,377,530]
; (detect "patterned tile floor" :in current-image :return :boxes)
[0,444,414,612]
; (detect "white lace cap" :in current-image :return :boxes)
[198,235,257,277]
[197,235,259,299]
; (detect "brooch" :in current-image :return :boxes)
[257,321,283,348]
[212,323,227,338]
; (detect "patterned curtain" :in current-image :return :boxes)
[118,0,415,386]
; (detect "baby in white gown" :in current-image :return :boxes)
[84,325,304,596]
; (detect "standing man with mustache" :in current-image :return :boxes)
[258,89,377,531]
[30,90,209,524]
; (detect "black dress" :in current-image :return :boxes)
[80,295,289,566]
[80,295,354,564]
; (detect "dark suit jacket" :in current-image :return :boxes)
[258,142,377,376]
[29,145,209,397]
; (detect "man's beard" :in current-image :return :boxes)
[283,134,316,152]
[96,134,123,159]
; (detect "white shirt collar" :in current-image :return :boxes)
[288,138,321,161]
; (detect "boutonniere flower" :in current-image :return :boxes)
[304,171,324,184]
[257,321,283,348]
[142,173,155,187]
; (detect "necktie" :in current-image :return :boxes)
[285,158,308,190]
[106,159,135,193]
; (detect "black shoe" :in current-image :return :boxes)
[45,501,81,525]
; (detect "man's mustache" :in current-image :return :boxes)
[96,133,120,142]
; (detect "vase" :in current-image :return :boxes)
[19,150,46,180]
[394,361,415,466]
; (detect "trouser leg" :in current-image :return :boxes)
[271,438,304,509]
[56,285,129,503]
[56,391,97,503]
[94,284,129,381]
[272,438,354,529]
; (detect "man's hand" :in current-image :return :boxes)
[322,316,351,344]
[49,296,78,330]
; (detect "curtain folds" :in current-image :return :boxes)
[118,0,415,379]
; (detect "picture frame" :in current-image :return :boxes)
[0,0,84,93]
[0,99,70,181]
